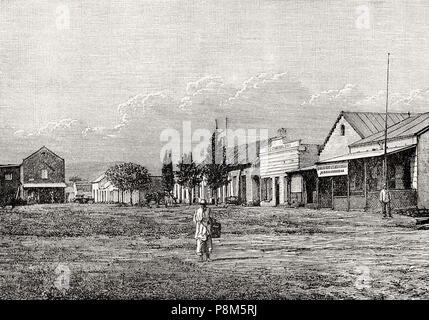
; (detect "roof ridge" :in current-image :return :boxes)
[342,111,412,114]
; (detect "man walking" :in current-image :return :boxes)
[379,184,392,219]
[193,199,213,262]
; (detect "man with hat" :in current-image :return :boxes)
[193,198,213,262]
[379,184,392,219]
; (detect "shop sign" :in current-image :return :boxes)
[317,162,348,177]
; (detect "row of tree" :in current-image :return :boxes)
[161,129,231,205]
[103,129,232,206]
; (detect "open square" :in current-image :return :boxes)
[0,204,427,300]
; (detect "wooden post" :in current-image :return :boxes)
[331,177,334,210]
[316,177,319,209]
[347,161,350,211]
[364,159,368,211]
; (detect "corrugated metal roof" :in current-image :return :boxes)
[318,145,416,163]
[351,112,429,146]
[319,111,412,154]
[342,112,411,138]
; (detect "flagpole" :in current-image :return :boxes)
[384,53,390,188]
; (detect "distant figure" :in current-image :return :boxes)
[193,199,212,262]
[379,184,392,219]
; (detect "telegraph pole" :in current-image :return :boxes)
[384,53,390,188]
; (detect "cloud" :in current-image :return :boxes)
[223,72,312,140]
[178,76,236,113]
[305,84,429,114]
[3,73,429,173]
[303,84,365,108]
[118,91,177,125]
[358,89,429,113]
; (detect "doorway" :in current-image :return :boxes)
[319,177,332,208]
[275,177,280,206]
[240,175,247,203]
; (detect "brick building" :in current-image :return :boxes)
[0,164,21,205]
[0,146,66,204]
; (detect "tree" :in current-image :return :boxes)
[202,129,231,205]
[202,163,230,205]
[176,153,202,204]
[105,162,151,205]
[69,176,83,182]
[161,150,176,206]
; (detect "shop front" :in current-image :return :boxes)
[316,145,417,211]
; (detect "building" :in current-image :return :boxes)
[173,141,261,205]
[73,181,92,198]
[319,111,411,162]
[92,173,162,205]
[0,164,21,205]
[20,146,66,203]
[92,173,139,204]
[315,111,426,211]
[65,183,75,202]
[0,146,66,204]
[259,136,319,207]
[222,141,260,205]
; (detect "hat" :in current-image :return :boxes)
[199,199,207,205]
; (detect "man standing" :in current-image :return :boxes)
[379,184,392,219]
[193,199,213,262]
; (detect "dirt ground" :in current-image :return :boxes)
[0,203,428,300]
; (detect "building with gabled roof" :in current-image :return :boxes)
[0,146,66,205]
[319,111,413,162]
[315,110,429,211]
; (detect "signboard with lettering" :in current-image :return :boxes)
[317,162,348,177]
[269,139,300,151]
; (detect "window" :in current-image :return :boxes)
[5,173,12,181]
[41,169,48,179]
[333,176,348,196]
[340,124,345,136]
[291,175,303,193]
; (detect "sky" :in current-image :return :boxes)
[1,0,429,175]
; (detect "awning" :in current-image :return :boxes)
[23,183,67,188]
[318,145,416,164]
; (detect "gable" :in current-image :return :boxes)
[319,116,361,161]
[23,146,64,162]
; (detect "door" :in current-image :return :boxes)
[319,177,332,208]
[275,177,280,206]
[240,175,247,203]
[305,172,316,204]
